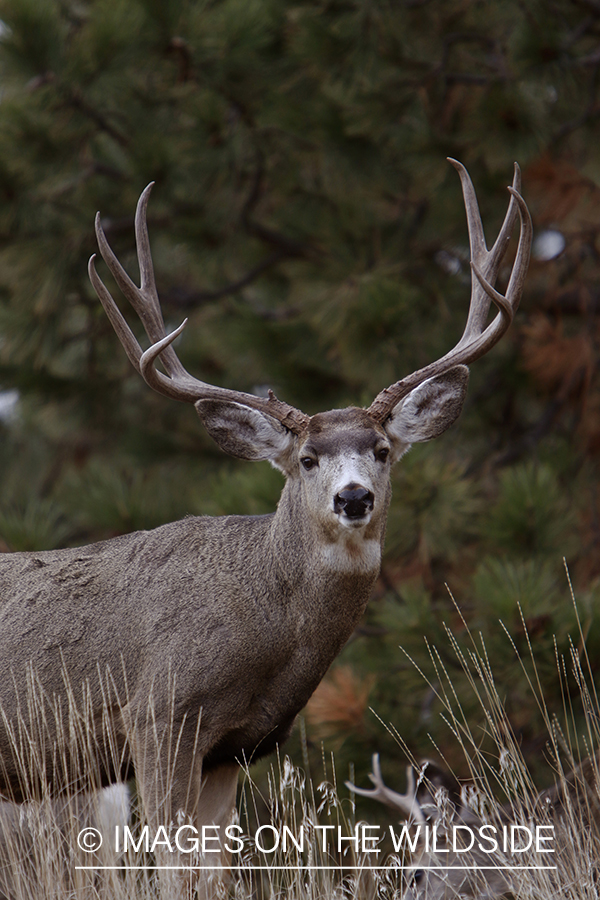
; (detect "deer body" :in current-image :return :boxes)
[0,481,375,792]
[0,162,531,895]
[0,406,394,785]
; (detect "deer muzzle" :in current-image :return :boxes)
[333,486,375,520]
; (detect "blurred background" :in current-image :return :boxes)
[0,0,599,802]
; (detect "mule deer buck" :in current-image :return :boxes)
[0,161,530,895]
[348,753,600,899]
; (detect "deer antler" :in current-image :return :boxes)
[368,160,532,423]
[88,184,310,434]
[90,162,531,433]
[346,754,427,824]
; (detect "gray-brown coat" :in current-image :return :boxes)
[0,161,531,896]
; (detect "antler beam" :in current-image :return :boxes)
[368,160,532,423]
[89,161,531,435]
[88,184,310,434]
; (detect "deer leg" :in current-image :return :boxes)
[149,760,239,900]
[128,718,201,899]
[131,717,239,900]
[192,763,240,900]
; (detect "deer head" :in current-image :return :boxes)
[89,160,531,555]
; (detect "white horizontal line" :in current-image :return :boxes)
[75,865,558,872]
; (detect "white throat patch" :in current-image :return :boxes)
[320,536,381,575]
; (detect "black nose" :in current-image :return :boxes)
[334,486,374,519]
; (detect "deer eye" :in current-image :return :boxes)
[376,447,390,463]
[301,456,317,471]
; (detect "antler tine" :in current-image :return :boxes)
[451,159,521,349]
[90,248,205,402]
[345,754,426,824]
[88,254,145,374]
[90,186,311,433]
[138,319,201,401]
[368,161,532,424]
[132,184,190,381]
[93,184,184,381]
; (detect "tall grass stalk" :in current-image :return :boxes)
[0,590,597,898]
[0,668,382,900]
[388,586,600,899]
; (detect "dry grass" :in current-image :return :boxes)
[0,668,383,900]
[389,584,600,899]
[0,590,597,899]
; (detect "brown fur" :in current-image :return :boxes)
[0,380,471,896]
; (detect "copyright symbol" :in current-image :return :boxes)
[77,827,103,852]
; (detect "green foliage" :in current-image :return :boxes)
[386,446,482,563]
[483,462,576,560]
[0,497,70,551]
[1,0,600,797]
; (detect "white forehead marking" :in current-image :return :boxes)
[323,455,377,495]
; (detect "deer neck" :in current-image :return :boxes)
[270,477,389,584]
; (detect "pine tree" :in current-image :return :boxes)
[0,0,600,791]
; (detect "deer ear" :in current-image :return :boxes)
[384,366,469,459]
[195,399,296,471]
